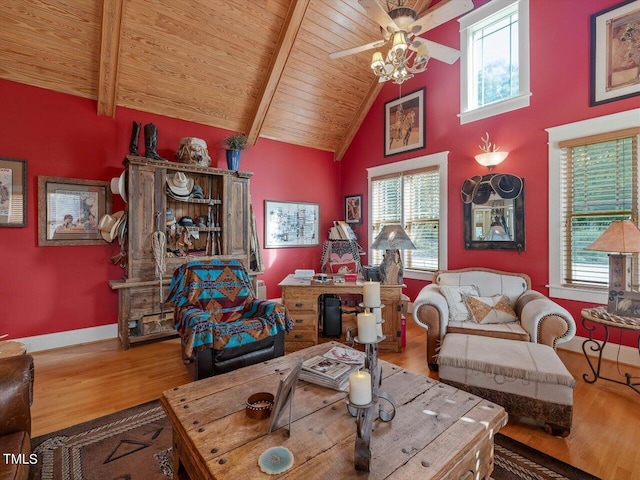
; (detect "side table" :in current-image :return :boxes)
[0,340,27,358]
[581,307,640,394]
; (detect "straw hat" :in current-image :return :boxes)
[166,171,194,196]
[98,211,125,242]
[110,171,127,203]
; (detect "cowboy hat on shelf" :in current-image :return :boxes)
[98,211,126,243]
[110,171,127,203]
[166,171,194,197]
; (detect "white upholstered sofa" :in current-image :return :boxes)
[412,268,576,371]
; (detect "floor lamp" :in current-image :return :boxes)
[585,220,640,303]
[371,225,416,285]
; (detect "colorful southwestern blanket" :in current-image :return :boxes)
[166,259,293,358]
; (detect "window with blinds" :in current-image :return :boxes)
[371,166,440,272]
[560,128,639,287]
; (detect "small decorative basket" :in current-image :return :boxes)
[175,137,211,167]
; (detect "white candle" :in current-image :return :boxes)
[374,308,383,338]
[363,280,381,307]
[349,369,372,405]
[357,310,377,343]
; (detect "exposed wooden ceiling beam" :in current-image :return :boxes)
[334,78,384,161]
[245,0,311,145]
[97,0,124,117]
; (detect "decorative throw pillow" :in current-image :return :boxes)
[439,285,480,322]
[330,262,357,274]
[463,294,518,324]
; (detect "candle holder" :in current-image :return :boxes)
[345,329,396,472]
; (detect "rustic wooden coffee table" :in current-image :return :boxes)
[161,342,507,479]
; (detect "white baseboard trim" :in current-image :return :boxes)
[14,324,118,353]
[558,335,639,367]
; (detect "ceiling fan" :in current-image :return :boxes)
[330,0,475,84]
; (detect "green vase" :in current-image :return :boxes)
[226,150,241,171]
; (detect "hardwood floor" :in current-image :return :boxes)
[29,317,639,480]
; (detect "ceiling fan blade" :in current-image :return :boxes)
[358,0,399,33]
[411,38,460,64]
[329,39,387,60]
[408,0,474,35]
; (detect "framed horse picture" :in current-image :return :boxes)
[384,88,425,157]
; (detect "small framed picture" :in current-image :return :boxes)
[0,157,27,227]
[608,289,640,317]
[38,176,112,246]
[384,87,425,157]
[590,0,640,106]
[345,194,362,224]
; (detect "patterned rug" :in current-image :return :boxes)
[30,400,600,480]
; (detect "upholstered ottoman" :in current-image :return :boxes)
[438,334,575,436]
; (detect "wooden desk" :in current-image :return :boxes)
[279,274,404,353]
[581,306,640,394]
[161,343,507,480]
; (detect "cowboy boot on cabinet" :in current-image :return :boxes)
[129,121,141,155]
[144,123,167,161]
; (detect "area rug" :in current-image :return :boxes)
[30,401,600,480]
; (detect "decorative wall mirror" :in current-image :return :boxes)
[462,173,525,251]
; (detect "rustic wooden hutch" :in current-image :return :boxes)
[109,155,252,348]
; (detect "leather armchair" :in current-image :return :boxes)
[167,259,293,381]
[0,354,34,480]
[412,268,576,371]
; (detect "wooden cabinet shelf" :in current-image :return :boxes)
[109,156,253,348]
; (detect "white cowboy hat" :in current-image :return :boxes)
[98,211,125,242]
[166,171,194,196]
[110,171,127,203]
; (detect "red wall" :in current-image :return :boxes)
[341,0,640,346]
[0,79,341,339]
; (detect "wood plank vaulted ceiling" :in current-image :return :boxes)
[0,0,434,160]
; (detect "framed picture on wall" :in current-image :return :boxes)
[590,0,640,106]
[264,200,320,248]
[0,157,27,227]
[345,194,362,224]
[384,87,425,157]
[38,176,112,246]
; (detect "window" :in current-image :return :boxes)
[459,0,530,124]
[367,152,448,281]
[547,109,640,303]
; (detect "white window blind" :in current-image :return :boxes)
[371,166,440,272]
[560,128,639,287]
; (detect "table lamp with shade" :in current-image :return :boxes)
[585,220,640,298]
[371,224,416,285]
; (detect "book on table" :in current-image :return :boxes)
[300,346,365,391]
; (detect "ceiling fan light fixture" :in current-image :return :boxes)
[371,51,385,69]
[332,0,474,85]
[391,31,407,56]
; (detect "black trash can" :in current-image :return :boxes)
[318,294,342,338]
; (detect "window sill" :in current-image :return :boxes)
[404,270,434,282]
[547,284,607,305]
[459,92,531,125]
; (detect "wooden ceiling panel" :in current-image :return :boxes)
[0,0,463,160]
[0,0,101,99]
[260,0,378,152]
[115,0,285,131]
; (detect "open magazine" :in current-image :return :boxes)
[300,346,365,391]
